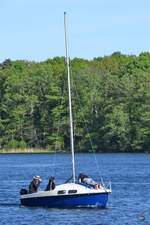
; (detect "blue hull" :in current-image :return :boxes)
[21,193,108,208]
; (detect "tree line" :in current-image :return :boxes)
[0,51,150,152]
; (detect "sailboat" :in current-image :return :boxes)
[20,12,111,208]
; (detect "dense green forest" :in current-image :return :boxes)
[0,52,150,152]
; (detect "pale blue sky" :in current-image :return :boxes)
[0,0,150,62]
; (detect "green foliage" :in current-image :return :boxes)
[0,53,150,152]
[0,59,12,70]
[7,139,19,149]
[19,140,27,149]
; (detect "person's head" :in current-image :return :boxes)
[78,173,83,179]
[78,173,86,178]
[78,173,88,182]
[50,176,55,182]
[33,175,41,182]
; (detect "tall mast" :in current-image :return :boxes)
[64,12,75,183]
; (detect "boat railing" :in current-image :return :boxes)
[103,181,112,192]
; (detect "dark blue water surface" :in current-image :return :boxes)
[0,153,150,225]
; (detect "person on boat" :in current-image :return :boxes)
[78,173,101,189]
[45,176,55,191]
[29,175,42,193]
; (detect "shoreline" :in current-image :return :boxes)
[0,148,67,154]
[0,149,149,154]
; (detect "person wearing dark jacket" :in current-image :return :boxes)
[45,177,55,191]
[29,175,42,194]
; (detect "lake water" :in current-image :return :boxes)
[0,153,150,225]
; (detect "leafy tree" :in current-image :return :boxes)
[0,53,150,152]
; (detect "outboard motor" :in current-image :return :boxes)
[20,189,28,195]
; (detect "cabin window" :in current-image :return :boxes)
[57,190,66,194]
[68,190,77,194]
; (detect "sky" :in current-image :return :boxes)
[0,0,150,63]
